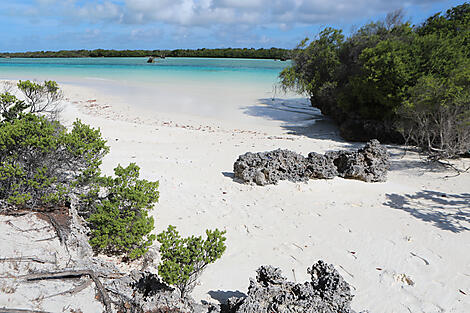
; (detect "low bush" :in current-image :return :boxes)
[87,163,159,260]
[157,225,226,298]
[0,113,109,208]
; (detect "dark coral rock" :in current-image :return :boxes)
[256,265,287,286]
[112,271,220,313]
[306,152,338,179]
[308,260,354,312]
[228,261,355,313]
[234,140,389,185]
[327,139,389,182]
[233,149,308,186]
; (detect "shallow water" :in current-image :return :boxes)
[0,57,289,87]
[0,57,301,124]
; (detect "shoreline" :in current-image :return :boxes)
[2,78,470,312]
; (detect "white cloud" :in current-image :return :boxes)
[8,0,452,29]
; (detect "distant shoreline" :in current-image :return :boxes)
[0,48,290,60]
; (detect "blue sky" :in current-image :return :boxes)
[0,0,465,52]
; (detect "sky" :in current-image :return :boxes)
[0,0,465,52]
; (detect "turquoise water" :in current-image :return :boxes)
[0,57,289,86]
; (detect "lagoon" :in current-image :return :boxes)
[0,57,289,86]
[0,57,297,122]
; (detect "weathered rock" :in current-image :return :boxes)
[233,149,308,186]
[327,139,389,182]
[306,152,338,179]
[113,271,221,313]
[227,261,355,313]
[234,140,389,185]
[256,265,287,286]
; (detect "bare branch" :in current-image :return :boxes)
[0,257,54,264]
[40,278,92,300]
[21,270,113,313]
[0,309,52,313]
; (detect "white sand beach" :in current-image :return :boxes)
[50,80,470,313]
[1,77,468,312]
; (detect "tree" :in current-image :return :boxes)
[157,225,226,298]
[279,28,344,104]
[398,3,470,158]
[280,3,469,157]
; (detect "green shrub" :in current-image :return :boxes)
[87,163,159,260]
[0,113,108,208]
[157,225,226,298]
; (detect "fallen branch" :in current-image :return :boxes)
[5,221,52,233]
[0,309,51,313]
[34,236,58,242]
[41,278,92,299]
[23,270,112,313]
[436,160,470,178]
[0,257,54,264]
[0,211,30,217]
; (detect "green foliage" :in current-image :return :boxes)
[281,3,470,157]
[400,3,470,157]
[64,119,111,184]
[87,163,159,260]
[0,92,28,121]
[17,80,63,118]
[280,28,343,101]
[401,67,470,158]
[342,26,416,120]
[0,113,108,208]
[0,80,63,121]
[157,225,226,298]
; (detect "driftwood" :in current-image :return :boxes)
[0,257,54,264]
[41,278,92,299]
[22,270,112,313]
[0,309,51,313]
[4,221,51,233]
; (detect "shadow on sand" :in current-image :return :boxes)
[208,290,246,304]
[242,98,343,141]
[384,190,470,233]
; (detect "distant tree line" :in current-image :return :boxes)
[281,3,469,159]
[0,47,290,60]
